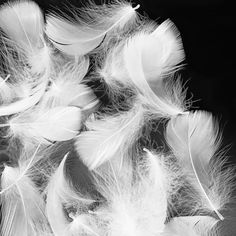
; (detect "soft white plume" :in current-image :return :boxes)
[0,145,50,236]
[46,153,95,236]
[163,216,218,236]
[165,111,227,220]
[2,106,82,144]
[0,0,51,74]
[75,101,145,169]
[46,1,139,56]
[39,59,97,110]
[99,20,186,118]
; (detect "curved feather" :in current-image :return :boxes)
[0,81,47,116]
[3,106,82,143]
[46,153,95,236]
[75,102,144,169]
[0,1,50,74]
[46,1,139,56]
[166,111,224,220]
[0,145,50,236]
[99,20,186,118]
[163,216,218,236]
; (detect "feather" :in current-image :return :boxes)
[0,80,47,116]
[99,20,186,118]
[2,106,82,143]
[69,150,169,236]
[0,75,14,103]
[39,59,97,109]
[75,101,145,170]
[163,216,218,236]
[46,153,95,236]
[0,144,50,236]
[123,20,185,117]
[0,1,51,75]
[45,1,139,56]
[165,111,225,220]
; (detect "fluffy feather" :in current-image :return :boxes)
[0,80,47,116]
[99,20,186,118]
[0,1,51,74]
[2,106,82,144]
[75,101,145,169]
[163,216,218,236]
[46,153,95,236]
[0,145,50,236]
[39,59,97,109]
[165,111,226,220]
[72,150,169,236]
[45,1,139,56]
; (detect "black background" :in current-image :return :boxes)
[0,0,236,235]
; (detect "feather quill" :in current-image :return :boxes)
[165,111,225,220]
[45,1,139,56]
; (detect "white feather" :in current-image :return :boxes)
[46,153,95,236]
[39,59,97,109]
[165,111,225,220]
[70,150,169,236]
[0,1,51,74]
[163,216,218,236]
[0,81,47,116]
[46,1,139,56]
[0,145,50,236]
[75,102,145,169]
[3,106,82,143]
[99,20,186,118]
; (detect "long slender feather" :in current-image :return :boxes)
[45,1,139,56]
[165,111,226,220]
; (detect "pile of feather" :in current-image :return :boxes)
[0,1,235,235]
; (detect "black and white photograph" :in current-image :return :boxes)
[0,0,235,235]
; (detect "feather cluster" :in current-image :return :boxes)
[0,1,234,236]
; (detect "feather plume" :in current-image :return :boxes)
[0,144,50,236]
[165,111,227,220]
[99,20,186,117]
[163,216,218,236]
[1,106,82,144]
[75,101,145,169]
[0,80,47,116]
[45,1,139,56]
[39,59,97,109]
[46,153,95,236]
[0,1,51,75]
[72,150,168,236]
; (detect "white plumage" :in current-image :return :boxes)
[0,1,234,236]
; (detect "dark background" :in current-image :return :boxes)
[0,0,236,235]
